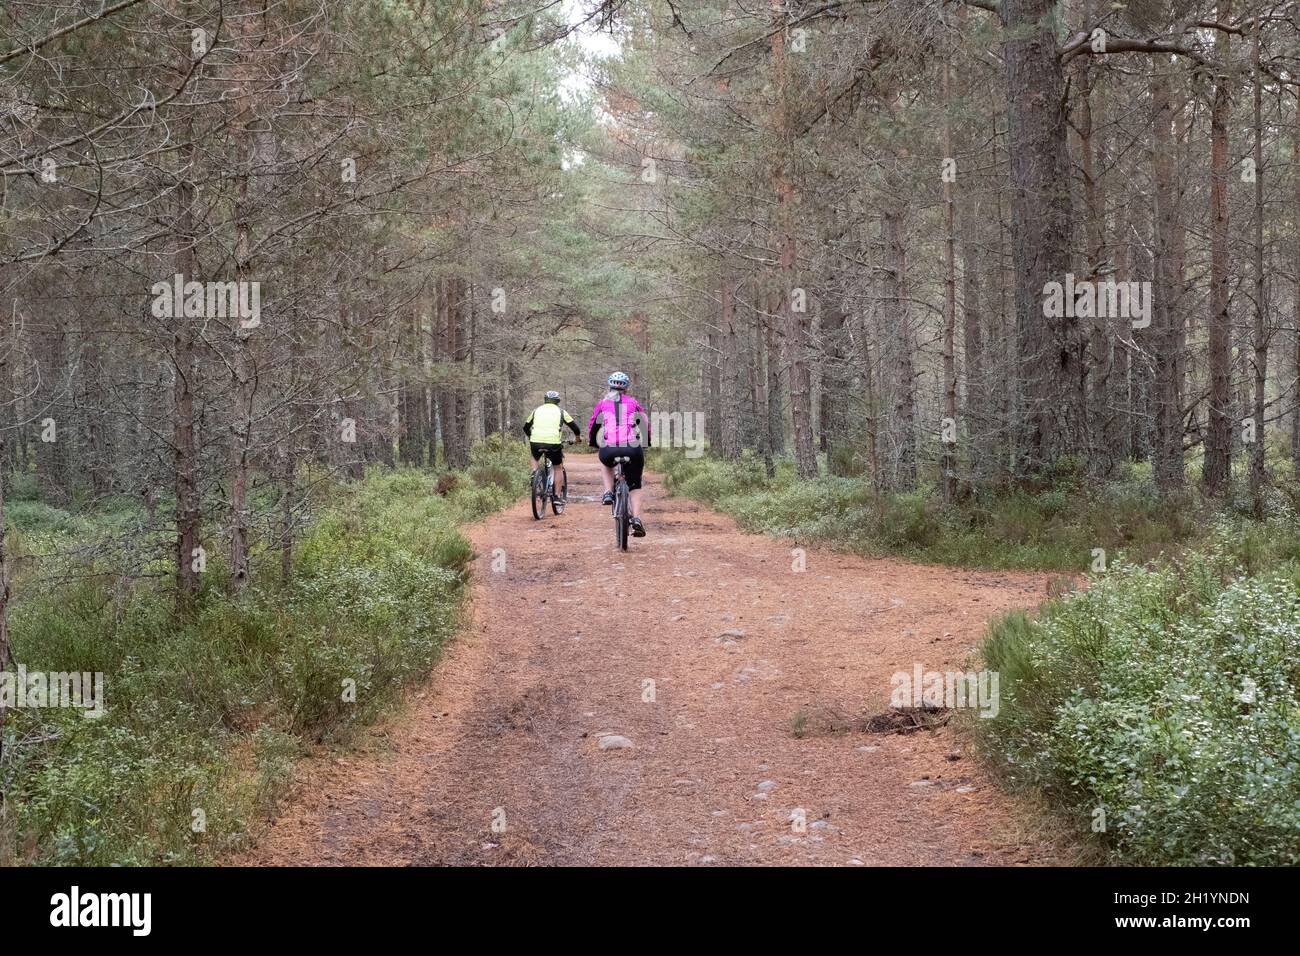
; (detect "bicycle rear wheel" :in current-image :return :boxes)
[615,481,630,551]
[530,465,546,520]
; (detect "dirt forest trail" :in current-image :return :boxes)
[241,458,1063,866]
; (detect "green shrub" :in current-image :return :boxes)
[654,450,1196,571]
[6,501,84,534]
[468,463,515,494]
[1,437,527,865]
[6,470,41,502]
[974,535,1300,865]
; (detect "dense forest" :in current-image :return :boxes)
[621,0,1300,500]
[2,0,1300,868]
[8,1,1300,599]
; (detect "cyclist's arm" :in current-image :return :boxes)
[636,400,650,445]
[587,406,601,447]
[563,411,580,440]
[523,409,534,438]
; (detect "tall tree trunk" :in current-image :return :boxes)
[1292,100,1300,473]
[427,285,441,464]
[1077,16,1117,479]
[228,6,257,595]
[0,308,15,476]
[340,299,365,481]
[279,319,302,585]
[754,284,776,476]
[719,268,741,460]
[1001,0,1081,475]
[465,280,479,452]
[170,0,201,613]
[1151,70,1185,492]
[1203,3,1233,497]
[1111,175,1134,465]
[960,190,986,481]
[863,332,880,490]
[762,288,784,463]
[769,1,816,478]
[990,119,1015,478]
[942,58,957,502]
[1249,23,1267,516]
[434,279,449,465]
[82,319,111,496]
[444,278,469,468]
[0,438,10,763]
[399,309,425,465]
[706,321,721,452]
[883,208,916,490]
[0,363,10,661]
[820,289,850,474]
[35,310,70,504]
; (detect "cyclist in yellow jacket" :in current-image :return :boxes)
[524,390,581,495]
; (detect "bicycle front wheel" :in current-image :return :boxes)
[551,473,567,515]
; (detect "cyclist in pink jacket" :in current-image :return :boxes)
[588,371,650,536]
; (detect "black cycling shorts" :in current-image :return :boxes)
[530,442,563,465]
[598,445,645,490]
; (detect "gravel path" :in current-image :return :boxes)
[239,458,1061,866]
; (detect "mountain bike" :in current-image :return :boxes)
[610,455,631,550]
[530,449,567,520]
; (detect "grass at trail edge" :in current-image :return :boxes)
[0,436,528,865]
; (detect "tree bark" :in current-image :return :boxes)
[1001,0,1082,475]
[883,207,916,490]
[770,1,816,478]
[1248,23,1267,516]
[169,0,201,613]
[0,437,10,762]
[1292,99,1300,473]
[1151,69,1185,492]
[762,287,784,465]
[942,58,957,501]
[719,267,741,460]
[443,277,469,468]
[228,5,257,594]
[1203,2,1233,497]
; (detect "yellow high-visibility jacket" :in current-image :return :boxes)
[524,403,578,445]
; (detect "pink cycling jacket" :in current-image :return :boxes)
[588,393,649,447]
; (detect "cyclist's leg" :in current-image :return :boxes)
[625,449,646,526]
[596,445,617,503]
[528,442,542,476]
[551,444,565,493]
